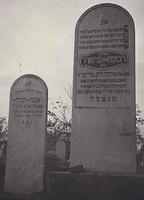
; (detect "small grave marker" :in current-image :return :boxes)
[5,74,48,195]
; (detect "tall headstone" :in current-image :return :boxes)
[5,74,48,195]
[71,4,136,173]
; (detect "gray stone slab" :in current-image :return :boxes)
[4,74,48,195]
[71,4,136,173]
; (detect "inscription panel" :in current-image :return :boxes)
[74,5,134,108]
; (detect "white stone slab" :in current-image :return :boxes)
[71,4,136,173]
[5,74,48,195]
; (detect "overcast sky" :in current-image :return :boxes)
[0,0,144,117]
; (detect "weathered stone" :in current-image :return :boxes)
[71,4,136,173]
[5,74,48,195]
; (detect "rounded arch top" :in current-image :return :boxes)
[75,3,135,31]
[10,74,48,95]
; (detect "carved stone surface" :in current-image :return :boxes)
[71,4,136,173]
[5,74,48,195]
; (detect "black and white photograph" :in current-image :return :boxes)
[0,0,144,199]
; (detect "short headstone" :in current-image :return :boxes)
[71,4,136,173]
[5,74,48,195]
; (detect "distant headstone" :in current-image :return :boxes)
[5,74,48,195]
[71,4,136,173]
[56,141,65,160]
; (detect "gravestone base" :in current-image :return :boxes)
[1,172,144,199]
[0,193,46,200]
[49,172,144,200]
